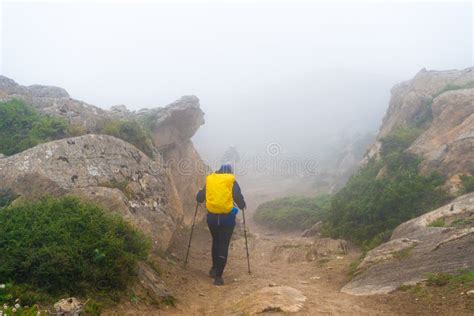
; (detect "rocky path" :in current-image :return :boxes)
[159,222,402,315]
[147,176,412,315]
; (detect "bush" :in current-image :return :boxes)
[432,81,474,98]
[460,175,474,194]
[100,119,154,157]
[0,196,150,296]
[428,218,446,228]
[380,127,422,159]
[254,195,330,231]
[0,99,69,156]
[322,127,448,248]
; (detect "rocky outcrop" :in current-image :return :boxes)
[0,134,183,250]
[363,68,473,189]
[0,76,205,139]
[408,88,474,191]
[342,193,474,296]
[136,96,208,224]
[0,76,107,132]
[376,68,472,139]
[0,75,207,226]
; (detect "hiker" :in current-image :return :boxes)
[196,164,246,286]
[221,145,241,168]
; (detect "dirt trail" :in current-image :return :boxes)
[151,176,400,315]
[160,223,402,315]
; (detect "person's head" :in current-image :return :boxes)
[216,164,233,174]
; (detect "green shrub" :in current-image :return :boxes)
[254,195,330,231]
[380,127,422,159]
[392,245,415,260]
[432,81,474,98]
[427,218,446,228]
[425,270,474,288]
[322,127,448,247]
[0,99,68,156]
[0,196,150,296]
[100,119,154,157]
[426,273,451,287]
[460,175,474,193]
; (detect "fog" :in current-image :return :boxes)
[1,1,472,163]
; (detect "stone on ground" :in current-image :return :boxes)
[230,286,306,314]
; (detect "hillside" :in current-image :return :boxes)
[0,69,472,314]
[0,76,209,311]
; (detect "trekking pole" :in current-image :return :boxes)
[241,208,251,274]
[184,202,200,266]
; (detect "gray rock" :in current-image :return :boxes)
[301,221,323,237]
[110,104,129,113]
[271,238,348,263]
[135,262,174,303]
[26,84,69,98]
[342,193,474,296]
[54,297,83,316]
[229,286,306,314]
[408,88,474,191]
[0,134,183,250]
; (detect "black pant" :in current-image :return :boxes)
[208,222,235,277]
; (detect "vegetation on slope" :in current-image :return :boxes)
[0,98,156,158]
[254,127,449,249]
[321,127,449,248]
[0,99,68,156]
[0,196,150,308]
[432,80,474,98]
[254,195,331,231]
[398,269,474,312]
[460,175,474,194]
[100,119,155,157]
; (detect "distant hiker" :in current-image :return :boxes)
[196,164,246,286]
[221,145,241,168]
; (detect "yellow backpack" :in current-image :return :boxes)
[205,173,235,214]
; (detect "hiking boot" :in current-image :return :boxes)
[208,267,217,278]
[213,276,224,286]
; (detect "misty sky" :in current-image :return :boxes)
[1,1,472,161]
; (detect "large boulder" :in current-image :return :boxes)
[136,96,208,225]
[362,67,473,189]
[342,193,474,295]
[0,134,183,250]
